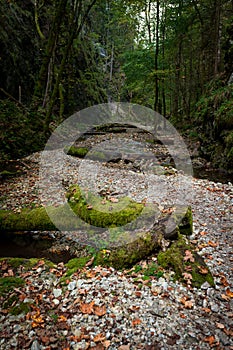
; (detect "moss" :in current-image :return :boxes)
[0,207,57,232]
[67,185,146,228]
[0,276,25,295]
[65,146,109,162]
[65,146,89,158]
[143,262,163,278]
[0,184,154,233]
[172,206,193,236]
[9,302,31,315]
[157,234,214,288]
[0,257,54,270]
[93,230,162,269]
[60,256,93,282]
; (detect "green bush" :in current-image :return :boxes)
[0,99,46,160]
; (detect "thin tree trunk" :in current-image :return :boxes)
[44,0,98,134]
[33,0,68,102]
[154,0,160,112]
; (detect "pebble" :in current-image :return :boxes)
[31,340,41,350]
[53,288,62,298]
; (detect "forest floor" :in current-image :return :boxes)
[0,131,233,350]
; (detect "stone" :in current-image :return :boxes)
[53,288,62,298]
[31,340,41,350]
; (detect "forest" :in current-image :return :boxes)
[0,1,233,349]
[0,0,232,170]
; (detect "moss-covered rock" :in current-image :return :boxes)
[157,234,214,288]
[65,146,89,158]
[66,184,147,228]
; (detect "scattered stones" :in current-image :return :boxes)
[0,133,232,349]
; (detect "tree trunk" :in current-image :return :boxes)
[44,0,98,134]
[33,0,68,101]
[154,0,160,112]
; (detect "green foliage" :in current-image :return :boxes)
[193,81,233,169]
[0,99,46,160]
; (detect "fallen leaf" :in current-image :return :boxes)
[109,197,119,203]
[180,297,194,309]
[202,307,211,313]
[204,335,216,346]
[118,345,130,350]
[132,318,142,327]
[80,301,95,314]
[58,315,67,322]
[184,300,194,309]
[93,333,106,342]
[220,276,229,287]
[182,272,193,280]
[221,294,230,301]
[85,256,95,267]
[200,231,208,236]
[86,270,97,278]
[226,289,233,298]
[103,340,111,348]
[93,305,107,317]
[41,336,50,344]
[216,322,225,329]
[182,272,193,284]
[198,266,209,275]
[208,240,218,247]
[184,250,195,263]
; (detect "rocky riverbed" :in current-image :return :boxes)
[0,131,233,349]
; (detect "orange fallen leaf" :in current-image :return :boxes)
[202,307,211,313]
[180,297,194,309]
[86,270,97,278]
[204,335,216,346]
[200,231,208,236]
[180,313,186,318]
[206,255,213,260]
[198,266,209,275]
[80,301,95,314]
[93,305,107,317]
[58,315,67,322]
[208,240,218,247]
[226,289,233,298]
[132,318,142,327]
[220,276,229,287]
[103,340,111,348]
[93,333,106,342]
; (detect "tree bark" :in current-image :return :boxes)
[33,0,68,101]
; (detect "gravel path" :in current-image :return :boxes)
[0,133,233,350]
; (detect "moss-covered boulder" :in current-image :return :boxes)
[66,184,147,228]
[157,234,214,288]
